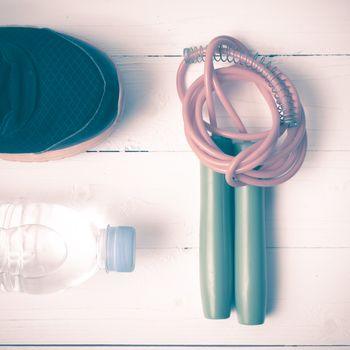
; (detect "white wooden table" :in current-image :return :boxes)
[0,0,350,348]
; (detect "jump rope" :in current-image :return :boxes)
[177,35,307,324]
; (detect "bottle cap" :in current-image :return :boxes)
[105,226,136,272]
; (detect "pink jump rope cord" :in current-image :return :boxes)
[176,35,307,187]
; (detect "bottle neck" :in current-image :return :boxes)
[96,228,107,271]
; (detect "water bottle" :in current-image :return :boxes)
[0,202,136,294]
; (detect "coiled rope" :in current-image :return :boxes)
[176,35,307,187]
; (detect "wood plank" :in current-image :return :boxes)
[1,0,349,54]
[85,56,350,152]
[0,151,349,248]
[0,248,349,345]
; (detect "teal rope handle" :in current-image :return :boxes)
[233,142,267,325]
[200,136,234,319]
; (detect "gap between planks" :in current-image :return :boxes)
[0,344,349,348]
[112,54,350,58]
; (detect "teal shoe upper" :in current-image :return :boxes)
[0,27,120,153]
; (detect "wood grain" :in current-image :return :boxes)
[1,0,349,54]
[0,151,349,248]
[0,248,349,345]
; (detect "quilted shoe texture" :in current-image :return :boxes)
[0,27,121,160]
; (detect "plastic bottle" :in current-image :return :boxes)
[0,202,136,294]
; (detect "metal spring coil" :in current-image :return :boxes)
[183,44,297,127]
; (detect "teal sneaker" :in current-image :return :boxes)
[0,27,123,161]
